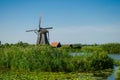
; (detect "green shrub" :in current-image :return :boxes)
[114,60,120,66]
[81,46,103,53]
[101,43,120,54]
[0,44,113,72]
[90,51,113,70]
[116,67,120,80]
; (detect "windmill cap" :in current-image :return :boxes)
[40,29,48,33]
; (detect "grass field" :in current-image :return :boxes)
[0,42,119,80]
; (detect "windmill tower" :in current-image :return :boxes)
[26,17,53,45]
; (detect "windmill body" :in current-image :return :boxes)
[37,29,49,45]
[26,17,52,45]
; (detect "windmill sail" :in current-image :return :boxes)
[39,16,42,30]
[26,16,53,45]
[42,27,53,29]
[26,29,37,32]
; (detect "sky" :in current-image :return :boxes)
[0,0,120,44]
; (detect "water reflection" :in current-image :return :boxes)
[108,54,120,61]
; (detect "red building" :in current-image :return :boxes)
[51,42,61,48]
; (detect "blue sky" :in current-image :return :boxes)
[0,0,120,44]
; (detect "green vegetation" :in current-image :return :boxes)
[114,60,120,66]
[81,46,103,53]
[80,43,120,54]
[0,42,119,80]
[116,67,120,80]
[61,43,120,54]
[101,43,120,54]
[0,71,96,80]
[0,42,113,72]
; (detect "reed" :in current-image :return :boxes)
[0,43,113,72]
[116,67,120,80]
[101,43,120,54]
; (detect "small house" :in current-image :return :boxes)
[51,42,61,48]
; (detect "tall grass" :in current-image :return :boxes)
[101,43,120,54]
[0,70,96,80]
[81,46,103,53]
[116,67,120,80]
[60,43,120,54]
[0,43,113,72]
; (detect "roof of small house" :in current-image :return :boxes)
[51,42,61,47]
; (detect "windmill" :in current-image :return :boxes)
[26,17,53,45]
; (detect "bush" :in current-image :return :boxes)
[90,51,113,70]
[81,46,103,53]
[0,44,113,72]
[101,43,120,54]
[116,67,120,80]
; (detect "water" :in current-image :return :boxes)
[108,54,120,61]
[107,54,120,80]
